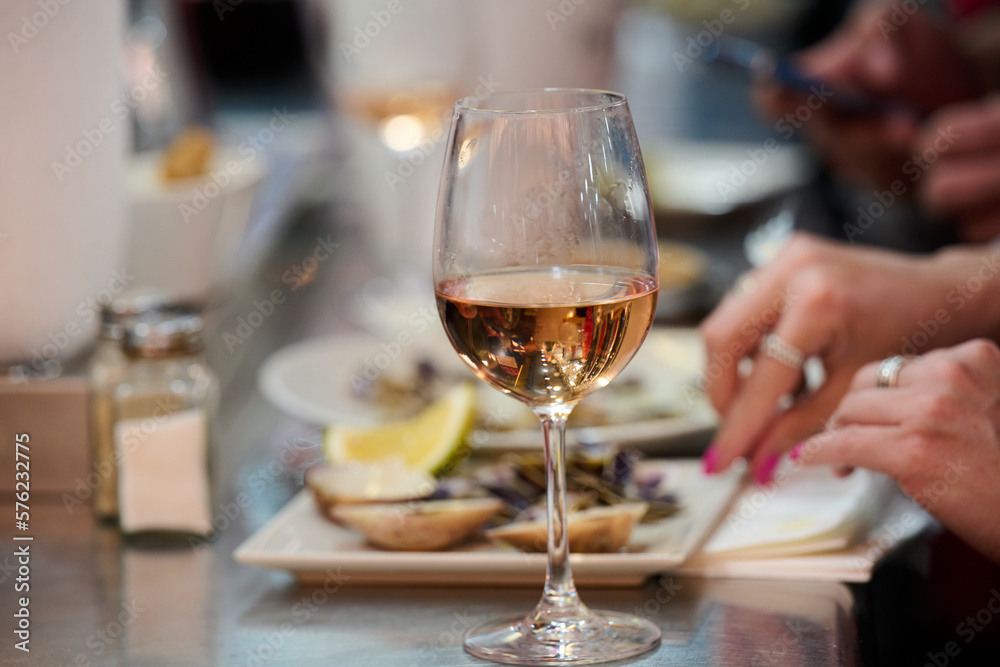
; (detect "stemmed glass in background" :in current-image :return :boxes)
[317,0,471,315]
[434,89,662,664]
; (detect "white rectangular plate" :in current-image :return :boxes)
[235,459,742,587]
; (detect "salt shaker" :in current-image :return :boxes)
[89,292,171,522]
[111,306,218,540]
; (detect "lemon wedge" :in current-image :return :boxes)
[324,384,476,476]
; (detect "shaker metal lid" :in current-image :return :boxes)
[99,290,175,340]
[122,305,204,358]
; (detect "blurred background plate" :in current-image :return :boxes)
[646,140,815,216]
[258,328,717,454]
[657,240,711,321]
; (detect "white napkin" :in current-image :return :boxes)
[700,463,894,559]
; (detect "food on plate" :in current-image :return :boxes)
[486,502,649,553]
[311,440,682,553]
[476,447,680,524]
[350,356,447,419]
[353,360,685,432]
[323,383,476,476]
[305,461,435,509]
[331,498,505,551]
[159,127,215,182]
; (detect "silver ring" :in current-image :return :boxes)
[761,333,805,371]
[876,355,910,389]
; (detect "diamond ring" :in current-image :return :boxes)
[876,355,911,389]
[760,333,805,371]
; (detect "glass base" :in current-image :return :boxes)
[463,610,661,665]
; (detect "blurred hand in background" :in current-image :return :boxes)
[917,95,1000,242]
[756,2,978,188]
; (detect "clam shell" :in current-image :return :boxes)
[486,502,648,553]
[332,498,505,551]
[306,461,436,509]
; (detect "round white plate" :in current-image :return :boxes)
[646,140,815,216]
[258,327,717,450]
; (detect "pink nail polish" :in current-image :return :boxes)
[789,443,804,461]
[702,446,719,475]
[755,454,780,486]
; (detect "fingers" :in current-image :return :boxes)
[797,424,909,480]
[797,2,884,86]
[709,306,835,475]
[800,112,911,186]
[956,339,1000,391]
[920,153,1000,217]
[753,82,808,126]
[831,388,919,426]
[799,341,1000,477]
[849,356,919,392]
[915,99,1000,225]
[916,97,1000,158]
[858,341,1000,394]
[699,267,789,415]
[926,339,1000,395]
[957,206,1000,243]
[753,369,853,454]
[700,233,844,414]
[747,372,852,483]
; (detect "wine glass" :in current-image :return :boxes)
[433,89,661,664]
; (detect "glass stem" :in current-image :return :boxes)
[531,407,590,630]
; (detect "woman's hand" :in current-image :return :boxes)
[795,340,1000,563]
[700,234,1000,483]
[755,2,977,189]
[917,96,1000,242]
